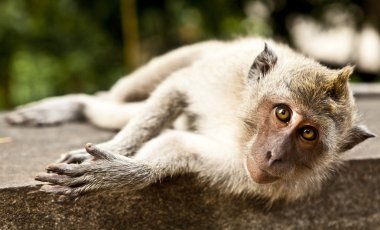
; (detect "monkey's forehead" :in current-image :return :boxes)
[258,69,355,125]
[271,63,348,99]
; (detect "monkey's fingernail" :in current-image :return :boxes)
[35,172,52,181]
[85,143,93,151]
[46,163,57,171]
[35,173,44,181]
[40,185,50,192]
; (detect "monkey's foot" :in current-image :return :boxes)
[36,143,152,196]
[5,96,83,126]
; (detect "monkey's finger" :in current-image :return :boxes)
[40,185,72,195]
[55,153,69,163]
[46,163,84,176]
[35,172,72,184]
[45,184,91,197]
[36,172,87,187]
[85,143,117,160]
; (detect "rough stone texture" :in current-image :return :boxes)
[0,119,116,189]
[0,162,379,230]
[0,83,379,229]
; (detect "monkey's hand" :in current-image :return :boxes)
[35,143,153,197]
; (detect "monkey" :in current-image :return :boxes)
[5,37,375,203]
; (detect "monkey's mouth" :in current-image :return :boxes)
[246,158,279,184]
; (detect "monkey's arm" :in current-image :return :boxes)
[35,130,236,196]
[55,82,188,164]
[106,82,188,156]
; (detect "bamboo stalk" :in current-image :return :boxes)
[120,0,141,69]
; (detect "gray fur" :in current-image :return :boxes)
[249,43,278,81]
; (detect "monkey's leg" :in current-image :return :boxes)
[6,41,220,126]
[109,40,223,102]
[36,131,237,196]
[5,94,144,129]
[5,95,86,126]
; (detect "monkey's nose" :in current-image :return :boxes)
[266,151,283,167]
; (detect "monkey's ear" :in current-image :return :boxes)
[248,43,278,81]
[338,125,375,152]
[328,66,354,100]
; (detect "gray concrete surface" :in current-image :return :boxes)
[0,84,379,229]
[351,83,380,98]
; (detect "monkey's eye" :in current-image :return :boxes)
[299,126,318,141]
[275,105,291,123]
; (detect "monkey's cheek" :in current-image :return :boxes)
[246,158,279,184]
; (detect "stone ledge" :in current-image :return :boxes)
[351,83,380,98]
[0,159,379,229]
[0,86,379,229]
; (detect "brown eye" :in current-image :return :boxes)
[275,105,291,123]
[300,126,318,141]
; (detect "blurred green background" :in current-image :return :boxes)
[1,0,379,109]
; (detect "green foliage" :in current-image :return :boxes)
[0,0,124,108]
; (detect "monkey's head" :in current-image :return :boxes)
[241,43,375,201]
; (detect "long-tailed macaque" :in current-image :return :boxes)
[6,37,375,202]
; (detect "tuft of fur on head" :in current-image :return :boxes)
[237,43,374,203]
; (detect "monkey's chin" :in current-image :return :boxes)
[246,159,279,184]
